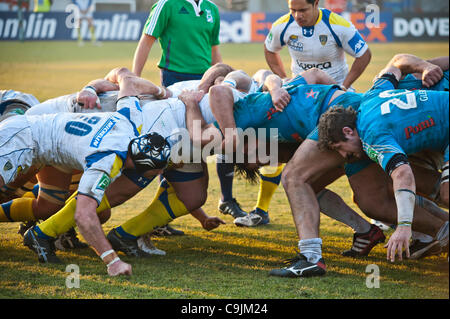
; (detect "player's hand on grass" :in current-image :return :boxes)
[202,216,226,231]
[422,63,444,88]
[271,87,291,112]
[107,259,132,277]
[77,88,101,109]
[385,225,411,262]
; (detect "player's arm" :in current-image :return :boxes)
[343,49,372,89]
[178,90,222,147]
[427,56,449,72]
[209,85,240,152]
[385,161,415,262]
[132,34,157,77]
[76,79,120,109]
[380,53,443,87]
[263,74,291,111]
[108,68,168,100]
[211,45,222,66]
[190,208,226,231]
[197,63,234,94]
[74,194,132,276]
[264,45,288,79]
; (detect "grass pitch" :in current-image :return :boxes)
[0,41,448,299]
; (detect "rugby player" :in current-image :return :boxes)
[317,55,449,262]
[1,71,171,276]
[264,53,448,277]
[203,55,448,277]
[241,0,372,228]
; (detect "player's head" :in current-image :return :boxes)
[128,132,171,174]
[318,106,364,162]
[288,0,320,27]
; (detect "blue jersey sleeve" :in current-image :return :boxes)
[361,131,407,173]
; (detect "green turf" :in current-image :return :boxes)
[0,41,448,299]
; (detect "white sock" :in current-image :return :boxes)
[298,238,323,264]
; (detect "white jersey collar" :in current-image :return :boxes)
[185,0,203,16]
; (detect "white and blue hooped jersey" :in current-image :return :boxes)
[265,8,368,85]
[27,96,143,204]
[356,77,449,173]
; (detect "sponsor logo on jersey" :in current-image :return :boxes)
[287,35,303,52]
[305,89,319,99]
[348,32,366,55]
[302,26,314,37]
[96,173,111,191]
[267,31,273,43]
[179,6,189,14]
[205,9,214,23]
[404,116,435,140]
[297,61,332,70]
[3,161,12,171]
[90,116,119,148]
[319,34,328,45]
[365,145,383,165]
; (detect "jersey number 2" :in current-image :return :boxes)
[379,91,417,115]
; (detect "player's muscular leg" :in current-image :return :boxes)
[349,164,444,236]
[170,164,209,211]
[33,166,72,220]
[105,175,144,208]
[282,139,345,239]
[411,164,441,200]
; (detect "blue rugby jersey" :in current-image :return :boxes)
[356,77,449,172]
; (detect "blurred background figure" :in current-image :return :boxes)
[72,0,101,46]
[33,0,52,12]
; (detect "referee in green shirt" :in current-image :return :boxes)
[132,0,222,86]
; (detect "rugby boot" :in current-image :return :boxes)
[107,228,157,258]
[269,253,326,278]
[23,227,62,264]
[218,198,247,218]
[234,209,269,227]
[342,224,386,257]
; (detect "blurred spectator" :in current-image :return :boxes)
[33,0,51,12]
[72,0,101,46]
[324,0,347,13]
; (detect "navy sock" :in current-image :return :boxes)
[216,162,234,202]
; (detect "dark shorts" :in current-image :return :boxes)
[160,68,203,87]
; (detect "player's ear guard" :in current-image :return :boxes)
[128,132,171,173]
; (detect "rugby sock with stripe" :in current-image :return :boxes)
[34,192,111,239]
[0,198,35,222]
[117,180,189,238]
[254,164,284,213]
[317,189,371,234]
